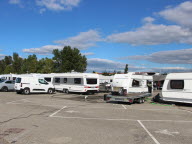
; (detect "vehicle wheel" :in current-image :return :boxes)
[48,88,53,94]
[142,99,145,103]
[2,86,8,92]
[23,88,30,95]
[65,89,69,94]
[63,89,65,93]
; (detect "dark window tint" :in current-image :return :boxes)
[16,78,21,83]
[13,77,16,80]
[132,79,140,87]
[55,78,60,83]
[5,81,12,84]
[74,78,81,84]
[86,79,97,84]
[64,78,67,83]
[170,80,184,89]
[45,77,51,82]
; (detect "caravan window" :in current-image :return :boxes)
[55,78,60,83]
[86,78,97,84]
[170,80,184,89]
[74,78,81,84]
[45,77,51,82]
[63,78,67,83]
[132,79,140,87]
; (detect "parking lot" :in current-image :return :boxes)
[0,91,192,144]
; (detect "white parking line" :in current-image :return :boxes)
[51,115,136,121]
[122,105,127,109]
[49,106,67,117]
[6,99,29,104]
[137,120,160,144]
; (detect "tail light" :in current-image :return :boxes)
[95,86,99,88]
[84,86,91,88]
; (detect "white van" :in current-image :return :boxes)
[112,72,153,93]
[15,76,55,94]
[161,73,192,104]
[52,73,99,94]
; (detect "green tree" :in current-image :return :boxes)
[52,46,87,73]
[12,53,23,74]
[37,58,54,73]
[124,64,128,74]
[0,60,6,74]
[4,65,13,74]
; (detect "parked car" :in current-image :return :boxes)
[0,80,15,92]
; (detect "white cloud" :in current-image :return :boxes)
[0,54,6,60]
[143,17,155,23]
[36,0,81,11]
[23,45,63,55]
[23,30,101,55]
[87,58,147,72]
[9,0,20,4]
[107,23,192,45]
[123,48,192,64]
[55,30,101,50]
[159,1,192,27]
[81,52,94,56]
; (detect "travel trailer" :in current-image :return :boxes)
[52,73,99,94]
[0,74,19,81]
[161,73,192,104]
[15,75,55,94]
[99,75,114,92]
[104,73,153,104]
[112,72,153,93]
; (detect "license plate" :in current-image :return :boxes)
[115,98,124,101]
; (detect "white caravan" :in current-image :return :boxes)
[52,73,99,94]
[15,75,55,94]
[161,73,192,104]
[112,72,153,93]
[0,74,19,81]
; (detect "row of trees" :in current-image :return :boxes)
[0,46,87,74]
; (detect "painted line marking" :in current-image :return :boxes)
[6,99,29,104]
[51,115,136,121]
[138,120,160,144]
[49,106,67,117]
[122,105,127,109]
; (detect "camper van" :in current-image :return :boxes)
[112,72,153,93]
[15,76,55,94]
[52,73,99,94]
[161,73,192,104]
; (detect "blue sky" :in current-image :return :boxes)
[1,0,192,73]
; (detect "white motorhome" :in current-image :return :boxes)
[15,75,55,94]
[161,73,192,104]
[112,72,153,93]
[0,74,19,81]
[52,73,99,94]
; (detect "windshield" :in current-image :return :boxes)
[86,78,97,84]
[16,78,21,83]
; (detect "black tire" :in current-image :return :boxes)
[2,86,8,92]
[48,88,53,94]
[23,88,30,95]
[63,89,66,93]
